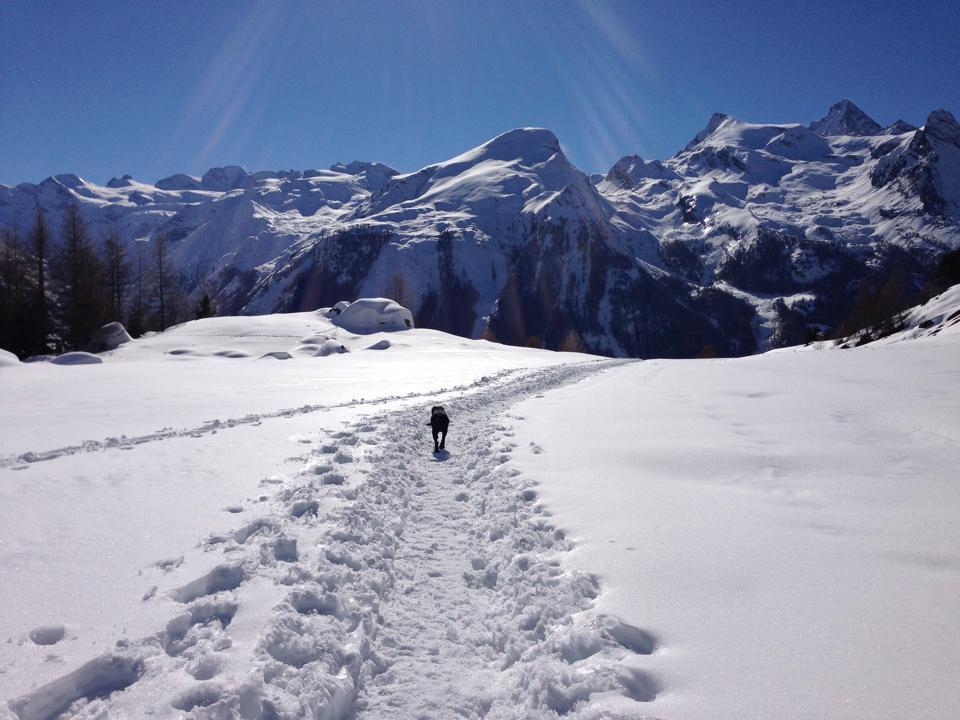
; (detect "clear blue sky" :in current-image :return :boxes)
[1,0,958,185]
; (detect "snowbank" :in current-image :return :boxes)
[0,348,19,366]
[328,298,414,334]
[51,352,103,365]
[86,322,133,353]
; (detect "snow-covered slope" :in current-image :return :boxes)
[0,312,592,714]
[508,323,960,720]
[830,282,960,349]
[3,102,959,357]
[886,282,960,341]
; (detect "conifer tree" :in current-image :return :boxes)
[152,235,173,331]
[127,241,147,337]
[103,227,128,322]
[28,207,52,354]
[195,292,216,320]
[0,225,29,354]
[57,203,106,348]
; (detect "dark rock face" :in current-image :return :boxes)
[279,227,391,313]
[871,110,960,217]
[486,220,755,357]
[415,232,480,337]
[885,120,918,135]
[715,227,856,295]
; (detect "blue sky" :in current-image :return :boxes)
[1,0,958,185]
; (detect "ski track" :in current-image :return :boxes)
[6,360,662,720]
[1,367,536,470]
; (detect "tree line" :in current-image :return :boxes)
[0,205,214,358]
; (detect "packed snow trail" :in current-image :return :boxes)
[7,360,660,720]
[0,367,533,470]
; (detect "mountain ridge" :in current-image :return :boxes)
[2,101,958,358]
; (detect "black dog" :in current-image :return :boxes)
[428,406,449,453]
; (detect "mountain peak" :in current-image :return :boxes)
[684,113,731,150]
[923,109,960,144]
[107,174,134,188]
[330,160,398,177]
[49,173,85,188]
[605,154,678,188]
[200,165,251,191]
[810,99,882,136]
[475,127,562,164]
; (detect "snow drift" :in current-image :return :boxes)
[86,322,133,353]
[328,298,414,334]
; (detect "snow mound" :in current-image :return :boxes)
[329,298,414,334]
[316,339,349,356]
[86,322,132,353]
[0,348,19,366]
[259,351,292,360]
[51,352,103,365]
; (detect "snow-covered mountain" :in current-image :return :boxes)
[3,101,959,357]
[809,98,883,136]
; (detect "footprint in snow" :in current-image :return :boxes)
[29,625,66,646]
[290,500,319,518]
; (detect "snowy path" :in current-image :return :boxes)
[7,360,660,720]
[0,367,532,469]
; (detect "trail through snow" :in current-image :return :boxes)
[7,360,660,720]
[0,367,533,470]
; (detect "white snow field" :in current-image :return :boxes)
[509,312,960,720]
[1,294,959,719]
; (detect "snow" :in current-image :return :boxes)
[509,335,960,720]
[86,322,132,352]
[50,351,103,365]
[0,349,19,366]
[27,626,65,647]
[2,296,959,718]
[328,298,414,334]
[904,283,960,336]
[0,311,588,713]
